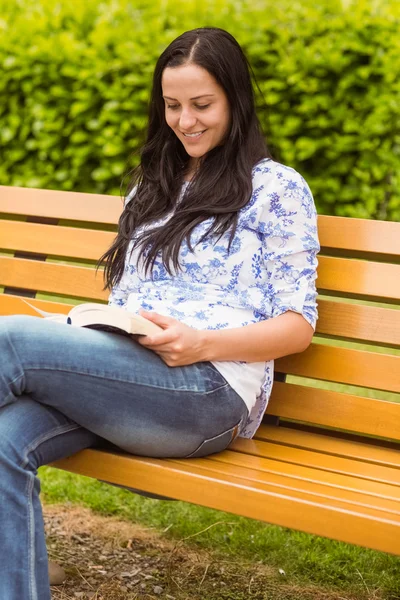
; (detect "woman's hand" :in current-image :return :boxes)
[136,310,207,367]
[137,309,313,366]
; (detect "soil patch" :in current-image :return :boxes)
[44,503,361,600]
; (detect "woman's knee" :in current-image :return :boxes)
[0,314,39,331]
[0,315,43,352]
[0,399,93,472]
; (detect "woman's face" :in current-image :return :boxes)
[161,64,231,169]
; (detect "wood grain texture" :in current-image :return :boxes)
[2,186,400,556]
[0,295,74,315]
[0,257,107,300]
[256,425,400,468]
[228,437,400,486]
[207,452,400,506]
[316,299,400,346]
[266,382,400,440]
[317,256,400,302]
[0,220,114,260]
[2,186,399,258]
[275,344,400,393]
[0,185,122,224]
[52,449,400,555]
[318,214,400,257]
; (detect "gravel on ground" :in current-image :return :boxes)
[44,503,362,600]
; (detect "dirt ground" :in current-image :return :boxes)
[44,503,361,600]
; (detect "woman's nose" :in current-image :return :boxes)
[179,109,197,130]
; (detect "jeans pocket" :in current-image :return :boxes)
[185,419,243,459]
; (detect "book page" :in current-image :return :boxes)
[20,299,69,323]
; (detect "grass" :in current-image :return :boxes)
[40,467,400,600]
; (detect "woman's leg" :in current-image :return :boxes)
[0,398,99,600]
[0,316,248,457]
[0,315,248,599]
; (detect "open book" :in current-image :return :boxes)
[22,300,162,337]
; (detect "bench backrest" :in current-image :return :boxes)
[1,185,399,443]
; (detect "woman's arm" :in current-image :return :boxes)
[138,309,314,367]
[139,167,320,367]
[200,310,313,362]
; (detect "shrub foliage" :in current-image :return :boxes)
[0,0,399,220]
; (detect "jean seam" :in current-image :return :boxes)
[4,324,28,402]
[26,472,37,600]
[24,366,230,395]
[185,420,239,458]
[22,423,82,599]
[19,423,82,469]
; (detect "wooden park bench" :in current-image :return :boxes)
[1,184,399,556]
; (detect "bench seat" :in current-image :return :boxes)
[53,422,400,555]
[1,184,399,556]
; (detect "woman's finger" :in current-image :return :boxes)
[138,310,176,329]
[137,329,177,348]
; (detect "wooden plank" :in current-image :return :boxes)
[0,257,108,301]
[266,382,400,440]
[275,344,400,394]
[316,299,400,346]
[2,234,400,311]
[256,425,400,469]
[52,449,400,555]
[0,185,122,224]
[317,256,400,302]
[229,437,399,486]
[0,295,75,316]
[0,220,114,260]
[318,215,400,258]
[208,452,400,508]
[1,187,399,259]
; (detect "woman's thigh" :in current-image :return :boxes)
[1,316,248,457]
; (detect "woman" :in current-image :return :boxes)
[0,27,319,599]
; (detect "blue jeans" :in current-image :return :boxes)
[0,315,248,600]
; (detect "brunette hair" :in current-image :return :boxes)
[100,27,270,288]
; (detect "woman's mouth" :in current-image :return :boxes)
[182,130,206,139]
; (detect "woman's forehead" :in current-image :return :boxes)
[161,64,220,99]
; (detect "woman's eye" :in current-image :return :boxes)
[195,104,210,110]
[167,104,179,110]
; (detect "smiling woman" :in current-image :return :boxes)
[0,27,319,600]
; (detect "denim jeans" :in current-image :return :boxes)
[0,315,248,600]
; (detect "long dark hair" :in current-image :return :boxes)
[100,27,270,289]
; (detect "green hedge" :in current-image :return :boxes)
[1,0,399,220]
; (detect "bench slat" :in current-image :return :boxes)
[52,449,400,555]
[208,452,400,507]
[2,187,399,259]
[267,382,400,440]
[0,289,398,347]
[0,295,74,315]
[318,215,400,258]
[2,240,399,306]
[0,257,107,301]
[317,299,400,346]
[1,292,398,395]
[2,184,400,557]
[257,425,400,468]
[0,220,114,261]
[0,185,121,224]
[318,256,400,302]
[230,438,400,486]
[276,344,400,393]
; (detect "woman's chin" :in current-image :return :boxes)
[185,146,209,159]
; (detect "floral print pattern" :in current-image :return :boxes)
[109,159,320,438]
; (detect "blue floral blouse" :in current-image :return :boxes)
[109,159,320,438]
